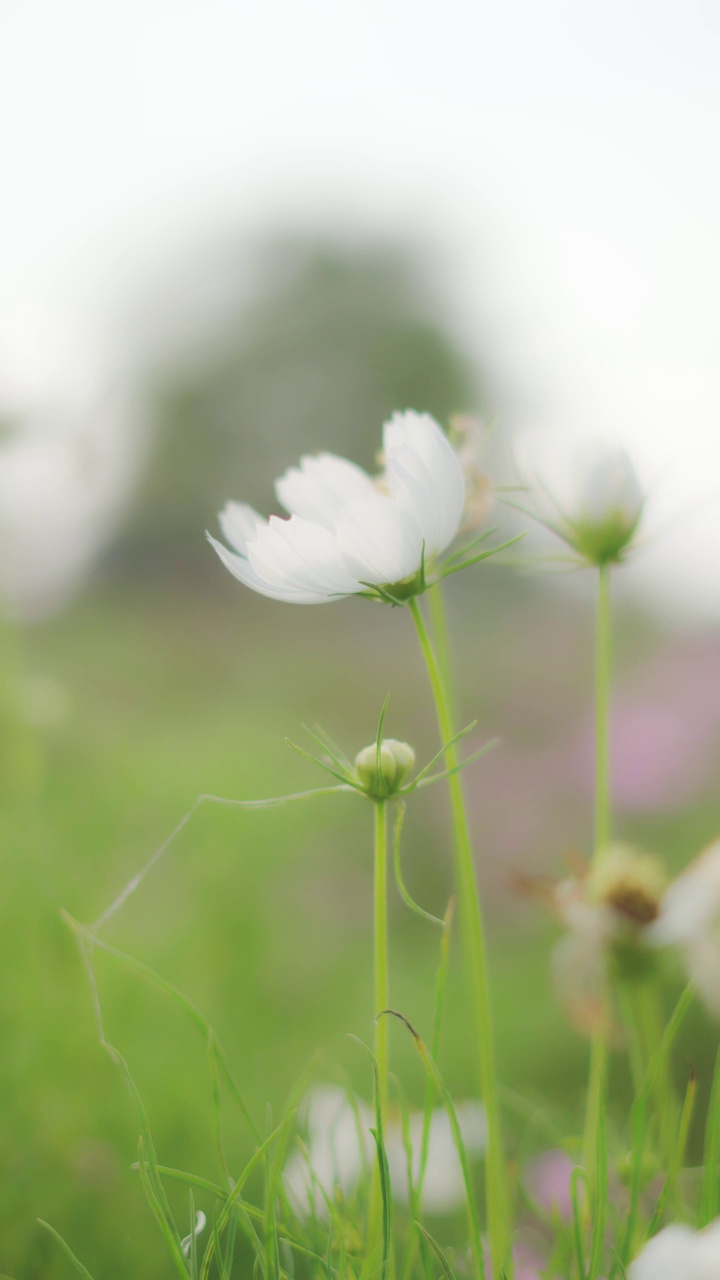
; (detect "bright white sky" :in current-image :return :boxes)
[2,0,720,617]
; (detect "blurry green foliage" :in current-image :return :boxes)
[125,237,479,559]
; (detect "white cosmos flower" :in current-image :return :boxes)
[514,431,644,566]
[544,845,666,1037]
[208,411,466,604]
[649,838,720,1016]
[629,1219,720,1280]
[282,1085,486,1217]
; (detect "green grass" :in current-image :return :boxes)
[2,577,717,1277]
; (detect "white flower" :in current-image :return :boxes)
[0,407,143,622]
[282,1085,486,1217]
[649,838,720,1016]
[514,431,644,566]
[208,411,466,604]
[629,1219,720,1280]
[541,845,666,1037]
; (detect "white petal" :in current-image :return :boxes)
[218,501,266,554]
[578,444,644,527]
[275,453,376,528]
[207,534,332,603]
[696,1220,720,1276]
[686,935,720,1017]
[651,840,720,945]
[383,411,465,553]
[248,515,362,597]
[335,492,424,585]
[629,1225,702,1280]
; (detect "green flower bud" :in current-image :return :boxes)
[354,738,416,798]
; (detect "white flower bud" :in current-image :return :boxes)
[354,738,416,798]
[570,445,644,564]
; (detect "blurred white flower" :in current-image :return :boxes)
[0,403,144,622]
[535,845,666,1036]
[514,431,644,566]
[629,1219,720,1279]
[649,838,720,1016]
[208,410,467,604]
[283,1084,486,1217]
[448,414,493,532]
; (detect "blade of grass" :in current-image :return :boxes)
[137,1137,191,1278]
[392,801,444,926]
[65,914,262,1144]
[413,1223,460,1280]
[199,1120,289,1280]
[378,1012,485,1280]
[36,1222,96,1280]
[648,1068,697,1235]
[701,1044,720,1225]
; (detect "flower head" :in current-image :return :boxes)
[514,433,644,567]
[528,844,666,1036]
[208,411,469,604]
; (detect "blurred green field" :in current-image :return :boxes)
[2,568,718,1278]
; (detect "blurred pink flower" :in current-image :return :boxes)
[524,1148,576,1221]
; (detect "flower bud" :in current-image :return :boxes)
[568,445,644,564]
[354,739,416,798]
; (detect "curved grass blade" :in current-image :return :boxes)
[137,1136,191,1278]
[36,1222,96,1280]
[649,1068,697,1235]
[199,1119,288,1280]
[414,1223,459,1280]
[64,914,262,1144]
[377,1012,485,1280]
[701,1044,720,1225]
[392,802,444,926]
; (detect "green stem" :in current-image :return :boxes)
[409,594,510,1279]
[427,576,455,719]
[583,563,612,1234]
[593,561,612,859]
[374,798,389,1116]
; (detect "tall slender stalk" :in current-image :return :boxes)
[409,593,510,1279]
[374,798,389,1116]
[593,562,612,858]
[583,562,612,1227]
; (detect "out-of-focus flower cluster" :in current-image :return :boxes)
[535,838,720,1034]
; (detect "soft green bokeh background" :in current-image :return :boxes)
[2,238,719,1278]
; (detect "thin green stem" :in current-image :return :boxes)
[583,563,612,1227]
[427,577,455,719]
[409,594,510,1279]
[594,561,612,858]
[374,798,389,1117]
